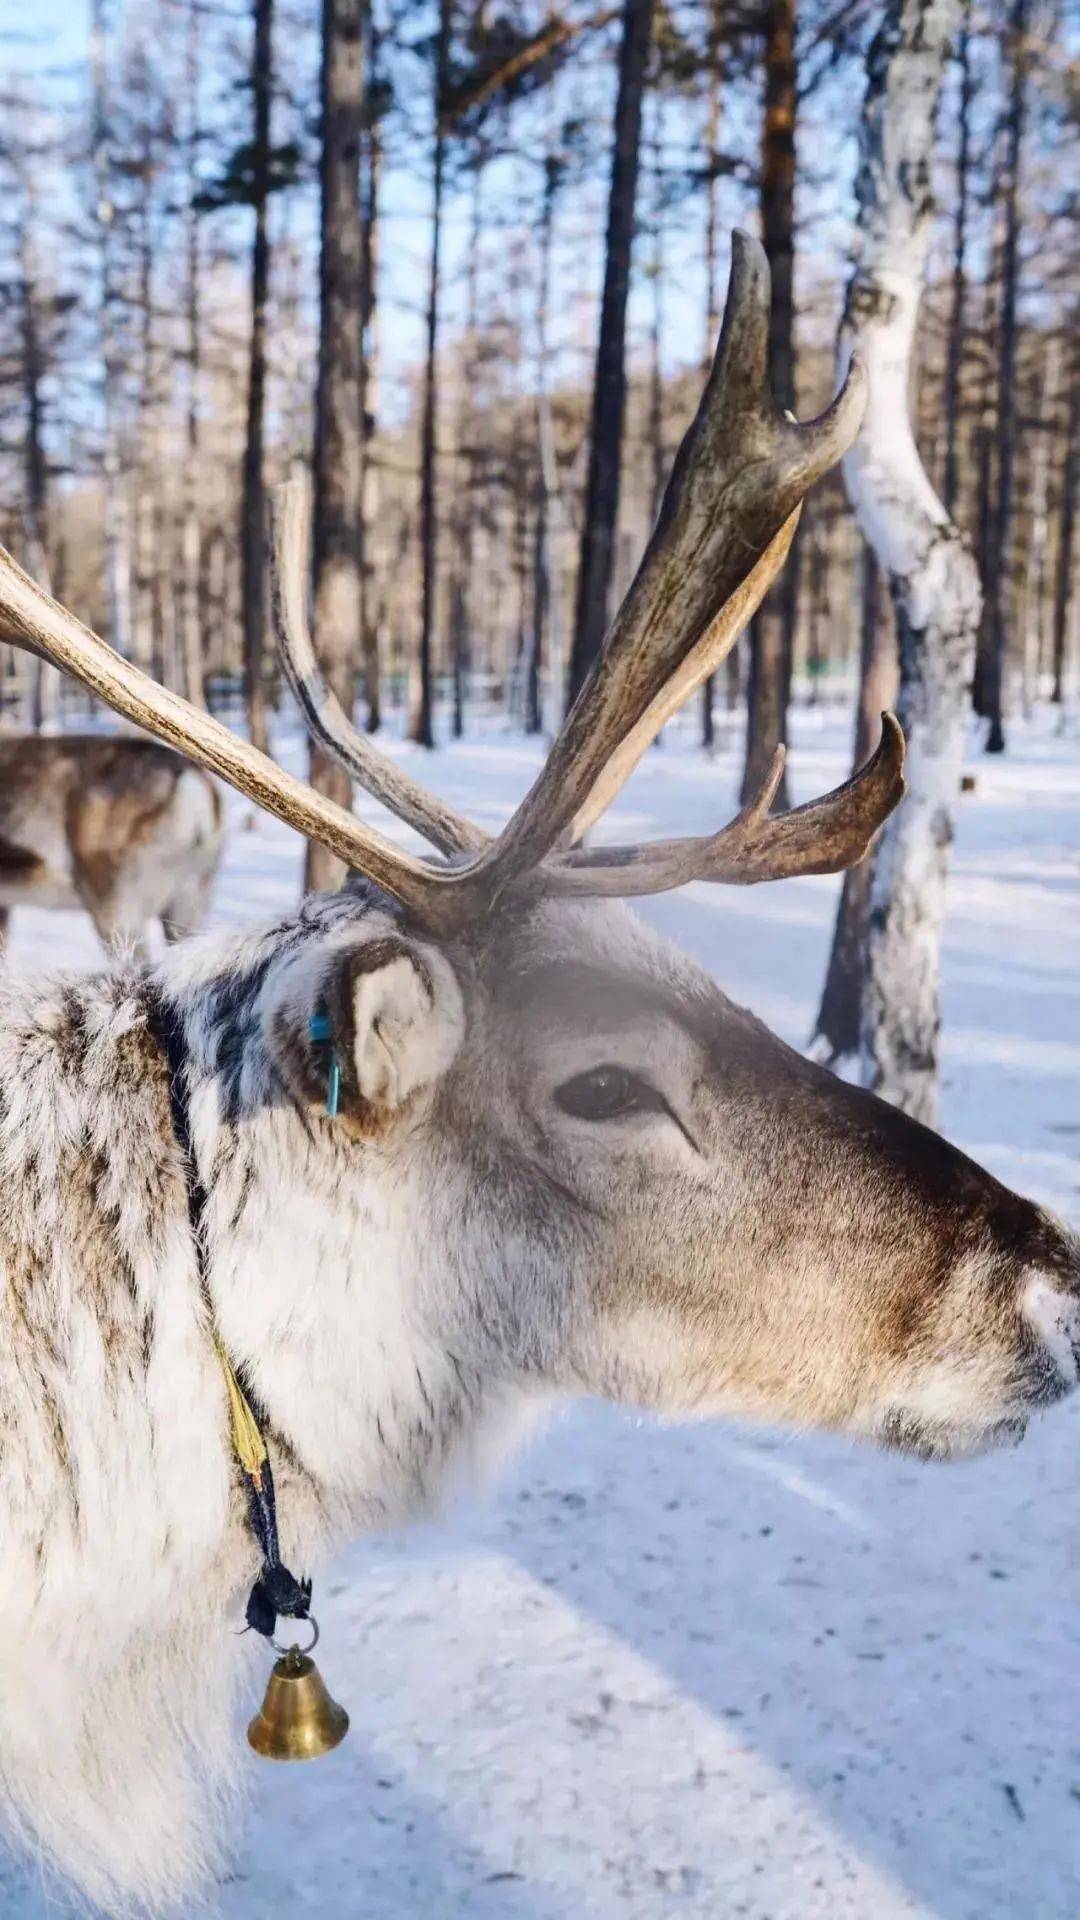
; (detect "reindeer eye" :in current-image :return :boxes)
[554,1065,651,1121]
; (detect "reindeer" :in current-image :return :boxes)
[0,732,223,951]
[0,237,1074,1915]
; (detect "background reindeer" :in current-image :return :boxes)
[0,734,223,951]
[0,238,1074,1916]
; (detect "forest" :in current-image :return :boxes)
[0,0,1075,1102]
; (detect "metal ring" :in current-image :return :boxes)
[270,1613,320,1658]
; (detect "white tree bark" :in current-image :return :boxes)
[840,0,982,1127]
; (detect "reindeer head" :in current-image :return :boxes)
[0,234,1075,1468]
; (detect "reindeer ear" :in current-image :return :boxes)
[321,936,465,1119]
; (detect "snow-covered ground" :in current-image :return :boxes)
[1,704,1077,1920]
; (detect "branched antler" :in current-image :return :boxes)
[568,506,801,844]
[269,480,486,859]
[550,713,905,896]
[463,231,868,903]
[0,230,900,935]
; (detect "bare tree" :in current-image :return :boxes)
[528,138,569,737]
[448,152,484,744]
[567,0,655,705]
[128,52,165,682]
[179,0,205,709]
[839,0,982,1125]
[242,0,275,753]
[410,0,452,749]
[358,5,383,732]
[1050,331,1077,709]
[811,544,896,1061]
[942,0,973,519]
[15,187,59,728]
[91,0,132,665]
[979,0,1029,753]
[700,0,725,751]
[308,0,366,890]
[741,0,797,809]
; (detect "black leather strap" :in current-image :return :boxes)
[146,987,311,1640]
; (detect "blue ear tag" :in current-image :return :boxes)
[308,1013,341,1118]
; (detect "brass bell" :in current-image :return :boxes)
[247,1646,349,1761]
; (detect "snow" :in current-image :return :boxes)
[1,702,1077,1920]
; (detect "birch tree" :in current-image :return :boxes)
[839,0,981,1126]
[811,545,896,1061]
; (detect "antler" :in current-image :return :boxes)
[269,480,486,859]
[0,229,898,937]
[549,713,905,897]
[462,231,868,903]
[569,505,801,844]
[0,539,458,918]
[268,486,799,865]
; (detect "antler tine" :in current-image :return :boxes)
[570,505,801,844]
[546,713,905,899]
[0,539,459,919]
[460,230,869,903]
[269,481,487,858]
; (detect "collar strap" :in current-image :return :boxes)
[147,989,312,1641]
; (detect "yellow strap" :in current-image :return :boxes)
[216,1341,268,1488]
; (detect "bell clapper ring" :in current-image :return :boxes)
[271,1614,320,1659]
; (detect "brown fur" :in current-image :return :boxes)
[0,734,223,949]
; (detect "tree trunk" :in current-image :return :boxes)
[741,0,797,810]
[410,0,451,748]
[131,133,157,680]
[647,245,664,527]
[180,0,206,709]
[942,0,972,519]
[527,149,560,737]
[647,97,666,527]
[91,0,132,664]
[306,0,365,893]
[1050,336,1077,707]
[19,227,59,729]
[358,16,382,732]
[701,0,724,750]
[1019,346,1051,715]
[842,0,982,1128]
[242,0,274,755]
[240,0,272,752]
[448,158,483,744]
[980,0,1028,754]
[971,250,999,715]
[566,0,655,705]
[811,546,897,1060]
